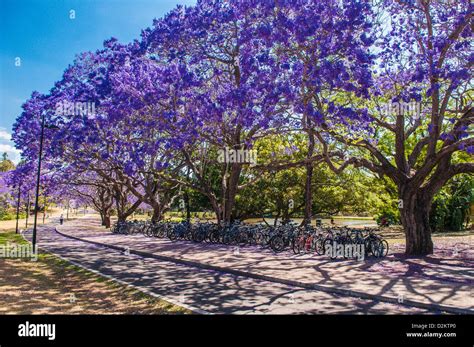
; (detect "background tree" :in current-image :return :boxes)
[0,153,15,172]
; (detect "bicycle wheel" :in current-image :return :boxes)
[222,233,232,245]
[156,227,165,238]
[194,231,206,243]
[370,239,386,258]
[145,227,152,237]
[380,239,389,257]
[364,238,373,257]
[238,232,249,246]
[256,231,268,246]
[270,235,286,253]
[168,228,178,241]
[247,232,257,246]
[314,238,325,255]
[209,230,220,243]
[323,238,337,259]
[292,236,304,254]
[184,229,193,241]
[305,235,314,253]
[260,233,271,248]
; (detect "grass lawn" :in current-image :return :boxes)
[0,230,190,314]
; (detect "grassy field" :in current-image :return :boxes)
[0,229,190,314]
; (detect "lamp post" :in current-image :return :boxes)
[25,194,30,229]
[15,184,21,234]
[31,115,46,251]
[31,114,59,251]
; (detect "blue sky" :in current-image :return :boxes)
[0,0,196,163]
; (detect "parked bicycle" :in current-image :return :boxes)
[111,219,389,258]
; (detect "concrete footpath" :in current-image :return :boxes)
[55,215,473,314]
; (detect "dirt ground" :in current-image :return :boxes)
[1,211,471,314]
[0,207,63,232]
[0,231,189,314]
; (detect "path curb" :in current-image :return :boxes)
[20,231,210,315]
[55,227,474,315]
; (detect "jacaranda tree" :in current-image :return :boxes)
[317,0,473,255]
[9,0,473,256]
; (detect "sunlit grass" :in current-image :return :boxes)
[0,230,191,314]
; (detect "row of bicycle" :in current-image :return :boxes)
[111,219,389,258]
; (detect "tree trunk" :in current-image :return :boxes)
[99,212,105,225]
[304,164,313,224]
[113,185,141,222]
[303,127,315,224]
[223,164,242,223]
[184,191,191,221]
[151,205,162,223]
[400,192,434,256]
[25,194,30,229]
[208,198,222,225]
[103,214,111,228]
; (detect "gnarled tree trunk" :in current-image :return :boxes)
[103,214,111,228]
[151,207,162,223]
[303,127,315,224]
[113,185,142,223]
[223,163,242,223]
[400,190,434,256]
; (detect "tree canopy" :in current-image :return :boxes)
[8,0,473,255]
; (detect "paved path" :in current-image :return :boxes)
[21,222,437,314]
[53,215,473,314]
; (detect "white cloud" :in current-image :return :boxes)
[0,144,21,164]
[0,128,21,164]
[0,129,11,141]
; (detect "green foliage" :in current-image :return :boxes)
[370,177,400,225]
[0,212,26,221]
[0,152,15,172]
[231,134,397,220]
[0,192,26,221]
[156,128,469,226]
[0,194,10,220]
[375,207,399,226]
[0,231,28,245]
[430,175,473,232]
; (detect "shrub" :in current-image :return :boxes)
[430,175,473,232]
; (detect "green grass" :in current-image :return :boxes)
[0,230,28,245]
[0,229,191,314]
[332,216,375,220]
[35,251,190,313]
